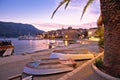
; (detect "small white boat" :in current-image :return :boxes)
[23,58,74,75]
[0,40,14,57]
[18,35,42,40]
[50,49,94,60]
[2,48,14,56]
[39,58,76,67]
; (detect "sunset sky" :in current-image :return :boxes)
[0,0,100,31]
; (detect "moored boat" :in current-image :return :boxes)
[18,35,42,40]
[38,58,76,67]
[0,40,14,57]
[50,49,94,60]
[23,58,74,75]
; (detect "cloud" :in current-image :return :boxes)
[34,0,100,31]
[32,23,65,31]
[32,21,97,31]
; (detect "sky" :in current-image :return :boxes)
[0,0,100,31]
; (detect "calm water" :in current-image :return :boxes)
[0,38,57,55]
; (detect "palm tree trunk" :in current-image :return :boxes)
[100,0,120,75]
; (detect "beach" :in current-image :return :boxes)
[0,40,99,80]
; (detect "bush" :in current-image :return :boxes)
[94,58,103,68]
[95,26,104,49]
[94,58,120,78]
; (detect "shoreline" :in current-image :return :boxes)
[0,43,83,66]
[0,41,99,80]
[0,41,99,68]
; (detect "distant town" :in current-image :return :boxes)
[36,27,98,40]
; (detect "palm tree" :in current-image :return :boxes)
[52,0,120,76]
[100,0,120,76]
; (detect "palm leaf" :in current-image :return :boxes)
[51,0,94,21]
[51,0,70,19]
[80,0,94,20]
[65,0,70,9]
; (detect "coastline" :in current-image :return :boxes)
[0,41,99,80]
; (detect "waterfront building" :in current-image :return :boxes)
[88,28,99,41]
[37,27,96,41]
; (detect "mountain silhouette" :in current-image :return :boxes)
[0,21,44,38]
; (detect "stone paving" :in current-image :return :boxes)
[30,60,87,80]
[58,53,107,80]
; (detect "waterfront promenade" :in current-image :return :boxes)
[0,41,106,80]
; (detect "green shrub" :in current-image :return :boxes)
[94,58,103,68]
[95,26,104,49]
[94,58,120,78]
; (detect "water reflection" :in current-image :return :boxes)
[0,38,49,55]
[0,38,66,55]
[64,40,68,46]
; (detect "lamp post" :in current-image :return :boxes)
[64,35,68,46]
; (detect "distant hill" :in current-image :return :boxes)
[0,21,44,38]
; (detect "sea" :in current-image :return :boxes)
[0,38,63,55]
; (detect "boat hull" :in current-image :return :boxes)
[23,66,73,75]
[23,58,74,75]
[50,52,94,60]
[0,40,14,57]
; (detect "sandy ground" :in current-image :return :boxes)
[0,40,99,80]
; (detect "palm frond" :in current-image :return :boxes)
[51,0,94,21]
[65,0,70,9]
[51,0,70,19]
[80,0,94,20]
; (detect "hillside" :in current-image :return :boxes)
[0,21,44,38]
